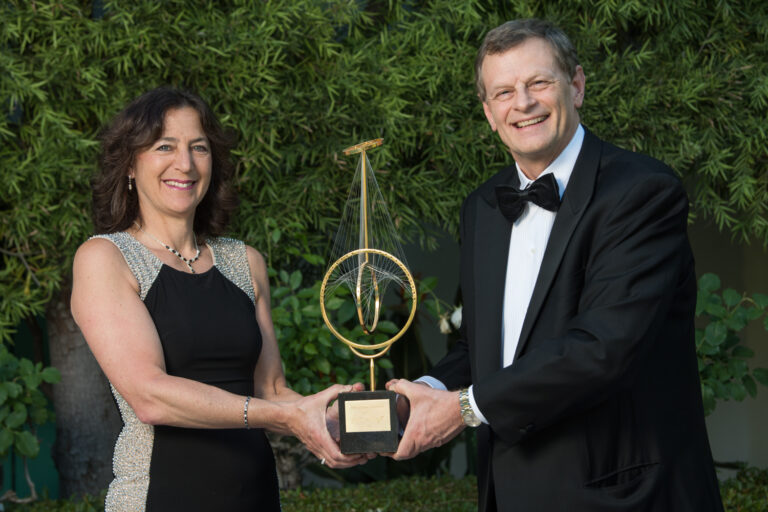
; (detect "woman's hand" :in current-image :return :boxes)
[325,382,366,442]
[280,383,370,468]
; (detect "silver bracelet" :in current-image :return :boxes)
[243,396,251,429]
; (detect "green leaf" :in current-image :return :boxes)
[14,430,40,458]
[289,270,302,290]
[271,229,282,244]
[297,287,316,299]
[376,320,398,334]
[23,373,42,390]
[40,367,61,384]
[704,300,727,318]
[743,375,757,398]
[722,288,741,307]
[18,358,34,376]
[302,253,325,266]
[753,368,768,387]
[377,359,394,369]
[701,384,715,416]
[301,304,321,317]
[0,428,13,454]
[272,286,291,299]
[745,305,763,321]
[419,276,438,294]
[753,293,768,309]
[4,382,22,399]
[0,385,7,405]
[732,346,755,359]
[303,343,318,356]
[316,358,331,375]
[325,297,344,310]
[704,322,728,346]
[729,381,747,401]
[5,403,27,429]
[29,405,49,425]
[727,359,748,378]
[338,301,356,324]
[724,308,748,331]
[698,273,721,293]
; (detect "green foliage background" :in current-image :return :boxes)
[3,0,767,328]
[1,0,768,491]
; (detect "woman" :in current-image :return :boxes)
[70,87,365,511]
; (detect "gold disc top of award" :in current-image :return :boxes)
[343,138,383,155]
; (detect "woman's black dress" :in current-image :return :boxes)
[96,232,280,512]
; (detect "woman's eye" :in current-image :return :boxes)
[193,145,210,153]
[156,144,171,151]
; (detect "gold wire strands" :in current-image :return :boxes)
[320,139,417,391]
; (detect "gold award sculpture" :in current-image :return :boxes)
[320,138,417,454]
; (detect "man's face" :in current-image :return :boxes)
[481,37,585,178]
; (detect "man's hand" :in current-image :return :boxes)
[385,379,465,460]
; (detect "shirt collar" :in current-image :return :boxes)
[516,124,584,199]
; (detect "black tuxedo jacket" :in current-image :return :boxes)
[428,129,723,511]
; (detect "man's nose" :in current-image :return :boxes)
[512,85,536,110]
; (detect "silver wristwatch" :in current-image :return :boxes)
[459,388,481,427]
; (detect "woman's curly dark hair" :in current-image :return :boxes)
[92,87,238,239]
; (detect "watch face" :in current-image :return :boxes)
[465,414,481,427]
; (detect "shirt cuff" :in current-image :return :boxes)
[468,385,489,425]
[414,376,447,391]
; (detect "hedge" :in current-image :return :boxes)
[5,469,768,512]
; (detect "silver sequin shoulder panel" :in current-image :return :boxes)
[91,232,163,301]
[207,237,256,306]
[88,233,256,512]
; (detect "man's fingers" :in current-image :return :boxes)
[319,383,355,405]
[386,378,409,395]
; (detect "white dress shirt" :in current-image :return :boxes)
[419,125,585,425]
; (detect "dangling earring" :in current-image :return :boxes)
[128,176,133,191]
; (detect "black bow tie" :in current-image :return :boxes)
[495,173,561,223]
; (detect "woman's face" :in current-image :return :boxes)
[130,107,213,222]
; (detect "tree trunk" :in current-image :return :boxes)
[46,291,121,498]
[266,432,314,489]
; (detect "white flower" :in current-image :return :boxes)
[450,306,462,329]
[438,315,452,334]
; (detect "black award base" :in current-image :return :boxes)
[338,390,398,454]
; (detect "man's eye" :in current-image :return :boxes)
[529,80,551,91]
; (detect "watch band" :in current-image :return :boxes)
[459,388,481,427]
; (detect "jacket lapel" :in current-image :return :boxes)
[514,129,602,359]
[474,167,518,374]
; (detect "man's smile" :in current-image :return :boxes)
[514,115,548,128]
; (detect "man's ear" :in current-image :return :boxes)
[482,100,498,132]
[571,65,586,109]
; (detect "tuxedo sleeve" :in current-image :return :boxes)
[473,171,693,445]
[427,196,473,391]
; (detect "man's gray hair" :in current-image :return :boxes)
[475,18,580,102]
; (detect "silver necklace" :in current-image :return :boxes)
[134,222,200,273]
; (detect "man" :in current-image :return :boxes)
[386,18,723,511]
